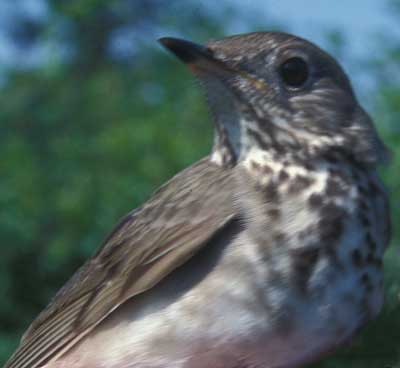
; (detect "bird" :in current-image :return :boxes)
[4,31,391,368]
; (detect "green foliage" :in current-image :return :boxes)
[0,1,220,362]
[0,1,399,367]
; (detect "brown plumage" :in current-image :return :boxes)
[4,32,391,368]
[5,158,236,368]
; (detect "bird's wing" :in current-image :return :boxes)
[4,157,237,368]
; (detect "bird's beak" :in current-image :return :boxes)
[158,37,233,77]
[159,37,268,91]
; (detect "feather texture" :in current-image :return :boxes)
[4,157,236,368]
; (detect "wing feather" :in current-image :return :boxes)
[4,157,236,368]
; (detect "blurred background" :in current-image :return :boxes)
[0,0,399,367]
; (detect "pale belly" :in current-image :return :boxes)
[51,228,384,368]
[50,160,389,368]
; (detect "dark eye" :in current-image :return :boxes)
[279,57,309,88]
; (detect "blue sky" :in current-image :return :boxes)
[0,0,48,68]
[0,0,398,98]
[232,0,399,57]
[1,1,398,60]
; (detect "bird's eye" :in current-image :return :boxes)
[279,57,309,88]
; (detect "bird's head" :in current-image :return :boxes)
[159,32,389,167]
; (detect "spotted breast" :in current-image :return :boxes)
[232,146,390,366]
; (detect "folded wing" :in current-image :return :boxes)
[4,157,236,368]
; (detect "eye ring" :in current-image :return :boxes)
[279,57,309,89]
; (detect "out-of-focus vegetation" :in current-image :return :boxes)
[0,1,399,367]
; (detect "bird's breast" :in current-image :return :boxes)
[229,148,388,364]
[55,151,389,368]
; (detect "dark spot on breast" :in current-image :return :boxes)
[297,228,311,241]
[303,162,314,171]
[273,232,287,244]
[325,177,347,197]
[366,252,375,264]
[325,245,343,270]
[288,175,314,194]
[291,247,319,294]
[324,154,339,164]
[278,169,289,182]
[308,193,323,209]
[359,213,370,227]
[352,249,364,268]
[328,167,343,177]
[366,233,377,252]
[368,180,381,197]
[294,247,320,266]
[361,273,369,283]
[262,165,273,175]
[264,181,279,203]
[361,273,373,292]
[268,208,281,220]
[318,203,346,244]
[358,184,369,196]
[322,202,346,221]
[250,160,261,171]
[247,128,270,151]
[358,198,369,212]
